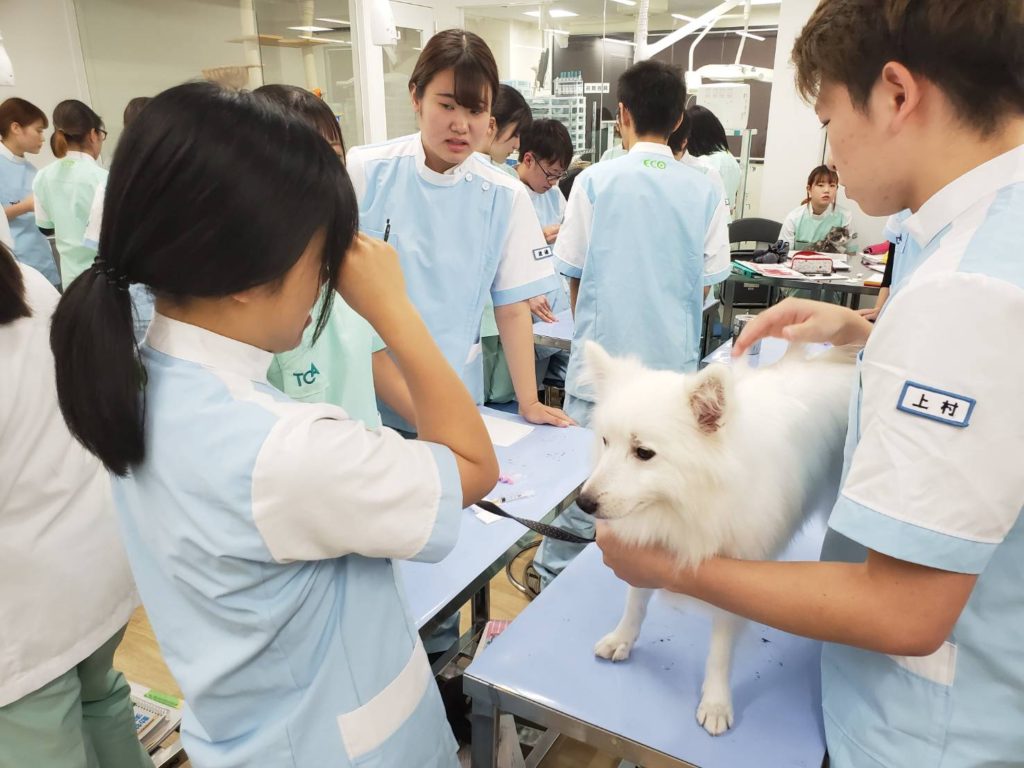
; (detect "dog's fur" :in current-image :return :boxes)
[579,341,855,735]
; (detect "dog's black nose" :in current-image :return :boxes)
[577,494,599,515]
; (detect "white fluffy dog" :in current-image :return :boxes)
[579,341,855,736]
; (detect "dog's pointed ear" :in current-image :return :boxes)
[688,364,733,434]
[581,341,617,398]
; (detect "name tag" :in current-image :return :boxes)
[896,381,974,428]
[532,246,553,260]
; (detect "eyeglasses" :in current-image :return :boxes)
[97,128,108,140]
[536,158,568,182]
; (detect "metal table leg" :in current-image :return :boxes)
[470,694,499,768]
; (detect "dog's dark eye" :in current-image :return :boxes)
[635,447,655,461]
[602,437,608,446]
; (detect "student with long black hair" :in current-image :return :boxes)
[0,246,147,768]
[686,104,742,216]
[50,81,496,768]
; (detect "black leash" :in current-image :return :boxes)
[475,500,595,544]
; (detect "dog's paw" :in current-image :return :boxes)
[594,631,636,662]
[696,695,734,736]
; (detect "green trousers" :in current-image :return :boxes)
[0,626,151,768]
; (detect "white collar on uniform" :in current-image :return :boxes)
[904,143,1024,248]
[145,313,273,384]
[628,142,674,158]
[63,150,96,164]
[0,142,25,163]
[414,132,470,187]
[803,203,838,220]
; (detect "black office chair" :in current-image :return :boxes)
[719,218,785,344]
[728,217,783,259]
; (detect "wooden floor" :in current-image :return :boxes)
[115,562,619,768]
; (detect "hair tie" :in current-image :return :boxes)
[91,258,130,293]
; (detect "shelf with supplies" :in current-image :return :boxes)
[526,95,587,155]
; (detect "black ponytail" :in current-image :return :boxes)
[51,267,141,474]
[50,82,359,476]
[0,243,31,324]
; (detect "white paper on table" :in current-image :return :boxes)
[471,504,502,524]
[481,414,534,447]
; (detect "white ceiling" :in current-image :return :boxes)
[462,0,781,35]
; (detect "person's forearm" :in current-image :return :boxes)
[374,301,496,499]
[5,200,31,220]
[874,286,890,310]
[568,277,579,316]
[371,349,416,427]
[494,300,541,406]
[681,557,967,656]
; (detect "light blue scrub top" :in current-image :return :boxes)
[0,143,59,286]
[819,145,1024,768]
[553,143,731,402]
[347,133,559,426]
[527,185,570,317]
[113,314,463,768]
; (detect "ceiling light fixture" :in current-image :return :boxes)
[288,25,332,33]
[523,9,578,18]
[300,35,350,44]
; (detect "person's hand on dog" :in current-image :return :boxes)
[596,521,696,591]
[732,298,872,356]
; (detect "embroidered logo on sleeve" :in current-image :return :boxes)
[292,362,321,387]
[896,381,975,428]
[533,246,553,260]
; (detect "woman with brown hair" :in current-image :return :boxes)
[0,97,59,287]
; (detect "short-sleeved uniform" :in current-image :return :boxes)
[703,149,741,214]
[113,314,464,767]
[553,141,730,413]
[0,143,59,286]
[0,264,138,709]
[481,154,522,340]
[32,151,107,289]
[599,146,627,162]
[881,208,915,291]
[526,182,569,317]
[780,202,857,253]
[82,182,155,342]
[533,143,730,585]
[680,151,728,218]
[347,133,559,425]
[0,205,12,251]
[527,184,571,379]
[820,144,1024,768]
[268,289,384,428]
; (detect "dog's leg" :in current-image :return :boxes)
[696,611,743,736]
[594,587,653,662]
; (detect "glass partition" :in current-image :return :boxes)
[459,0,781,214]
[252,0,363,147]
